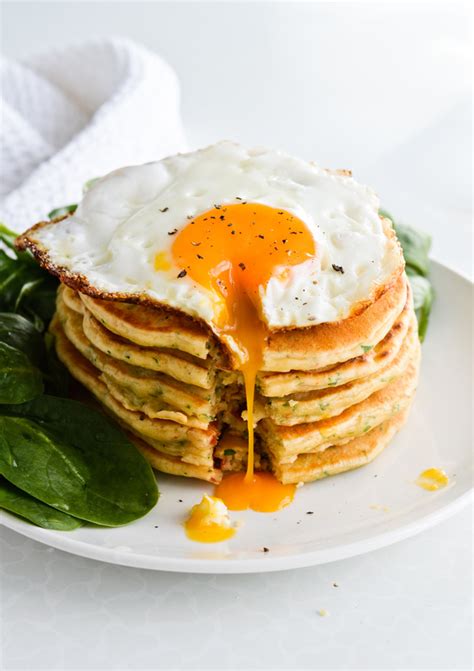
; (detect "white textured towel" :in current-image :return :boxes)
[0,37,187,232]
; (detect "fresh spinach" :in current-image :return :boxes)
[393,224,431,277]
[406,269,434,342]
[0,313,45,367]
[0,342,43,403]
[0,224,58,327]
[43,332,70,397]
[0,476,82,530]
[47,204,77,220]
[380,209,434,341]
[0,395,159,526]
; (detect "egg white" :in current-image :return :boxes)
[30,141,402,328]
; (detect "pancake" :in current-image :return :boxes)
[50,279,420,486]
[273,404,412,484]
[51,319,219,468]
[263,313,418,425]
[82,305,214,389]
[77,270,406,375]
[261,272,407,372]
[60,285,84,314]
[56,293,217,424]
[130,436,222,484]
[259,345,420,464]
[258,283,411,396]
[79,292,214,359]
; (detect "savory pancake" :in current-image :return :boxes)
[263,313,418,425]
[258,284,411,396]
[51,262,419,484]
[56,293,217,424]
[261,272,407,372]
[259,347,420,463]
[60,285,84,314]
[82,304,214,389]
[51,319,219,470]
[273,405,412,484]
[80,293,214,359]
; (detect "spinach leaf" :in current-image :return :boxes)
[0,228,58,326]
[0,223,19,253]
[406,269,434,342]
[0,223,36,265]
[380,211,431,277]
[394,223,431,277]
[0,313,45,367]
[380,209,434,340]
[0,342,43,403]
[43,332,70,397]
[0,395,159,526]
[48,204,77,220]
[0,476,82,530]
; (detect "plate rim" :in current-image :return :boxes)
[1,489,472,573]
[1,259,472,573]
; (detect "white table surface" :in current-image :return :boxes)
[1,3,472,670]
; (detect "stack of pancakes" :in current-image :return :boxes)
[51,269,420,485]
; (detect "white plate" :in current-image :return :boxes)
[1,261,472,573]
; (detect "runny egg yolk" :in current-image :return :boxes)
[184,495,236,543]
[416,468,449,491]
[170,203,315,514]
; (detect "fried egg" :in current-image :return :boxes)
[29,141,402,336]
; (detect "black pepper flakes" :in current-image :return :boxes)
[239,262,246,270]
[167,228,178,235]
[263,547,270,553]
[177,269,187,278]
[332,264,345,274]
[306,511,314,515]
[197,254,204,259]
[257,234,265,239]
[159,207,169,213]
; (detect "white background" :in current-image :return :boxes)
[1,2,472,670]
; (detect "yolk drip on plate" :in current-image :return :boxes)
[416,468,449,491]
[184,495,236,543]
[169,203,315,515]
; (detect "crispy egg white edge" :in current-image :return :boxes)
[29,141,402,329]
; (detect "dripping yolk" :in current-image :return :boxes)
[170,203,315,514]
[416,468,449,491]
[184,495,236,543]
[215,471,295,512]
